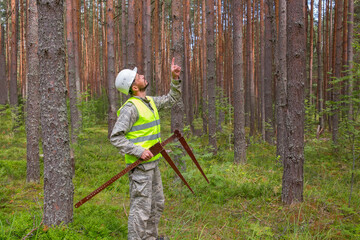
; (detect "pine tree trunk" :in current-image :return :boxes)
[347,0,354,120]
[233,0,246,164]
[282,0,305,205]
[276,0,287,164]
[26,0,40,183]
[247,0,255,137]
[260,0,265,140]
[127,0,136,69]
[135,0,143,71]
[10,0,18,106]
[38,0,74,226]
[66,0,81,144]
[121,0,126,71]
[201,0,208,134]
[332,0,343,144]
[0,25,7,105]
[206,0,217,154]
[309,0,314,103]
[171,0,184,133]
[264,0,274,143]
[107,0,117,138]
[143,0,152,94]
[318,0,324,129]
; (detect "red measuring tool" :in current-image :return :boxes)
[75,129,209,208]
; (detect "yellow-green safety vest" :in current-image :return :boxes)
[117,96,161,164]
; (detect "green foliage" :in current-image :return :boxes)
[77,90,108,128]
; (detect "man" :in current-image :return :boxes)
[110,58,181,240]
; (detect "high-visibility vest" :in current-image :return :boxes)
[117,96,161,164]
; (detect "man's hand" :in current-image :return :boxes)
[141,149,154,161]
[171,57,181,79]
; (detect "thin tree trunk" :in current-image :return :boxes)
[207,0,217,154]
[260,0,265,140]
[347,0,354,120]
[276,0,287,164]
[10,0,19,107]
[107,0,117,138]
[282,0,306,205]
[0,25,7,105]
[233,0,246,164]
[264,0,274,143]
[121,0,126,70]
[217,0,224,132]
[201,0,208,134]
[332,0,343,144]
[309,0,314,103]
[135,0,143,71]
[171,0,184,133]
[318,0,324,129]
[66,0,81,144]
[143,0,152,94]
[26,0,40,183]
[127,0,136,69]
[38,0,74,226]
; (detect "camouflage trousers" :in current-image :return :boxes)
[128,164,165,240]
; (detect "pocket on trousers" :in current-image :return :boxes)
[130,170,150,198]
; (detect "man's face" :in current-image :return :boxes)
[133,73,149,92]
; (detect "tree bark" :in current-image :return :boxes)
[66,0,81,144]
[264,0,274,144]
[206,0,217,154]
[276,0,287,164]
[107,0,117,138]
[26,0,40,183]
[171,0,184,133]
[332,0,343,144]
[318,0,324,129]
[0,25,7,105]
[309,0,314,103]
[10,0,19,106]
[38,0,74,226]
[127,0,136,69]
[201,0,208,134]
[282,0,306,205]
[347,0,354,120]
[233,0,246,164]
[143,0,152,94]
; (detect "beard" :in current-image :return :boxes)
[139,82,149,92]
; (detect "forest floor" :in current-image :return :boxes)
[0,105,359,240]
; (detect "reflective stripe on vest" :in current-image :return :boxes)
[117,96,161,164]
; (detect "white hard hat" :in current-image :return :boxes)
[115,67,138,95]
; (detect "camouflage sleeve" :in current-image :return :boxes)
[151,78,182,110]
[110,103,145,158]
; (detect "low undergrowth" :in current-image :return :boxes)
[0,106,359,239]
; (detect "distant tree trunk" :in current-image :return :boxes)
[247,0,256,137]
[332,0,343,144]
[318,0,324,129]
[135,0,143,71]
[26,0,40,183]
[347,0,354,120]
[121,0,126,71]
[206,0,217,154]
[171,0,184,133]
[260,0,265,140]
[66,0,81,143]
[38,0,74,226]
[276,0,287,164]
[201,0,208,134]
[127,0,136,69]
[143,0,152,94]
[72,0,81,113]
[309,0,314,103]
[282,0,305,205]
[107,0,117,138]
[0,25,7,105]
[153,0,161,95]
[264,0,274,143]
[10,0,19,107]
[216,0,224,132]
[19,0,26,98]
[233,0,246,164]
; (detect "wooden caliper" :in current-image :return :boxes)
[75,129,209,208]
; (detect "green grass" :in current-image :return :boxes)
[0,106,359,239]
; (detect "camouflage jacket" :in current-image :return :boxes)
[110,78,182,170]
